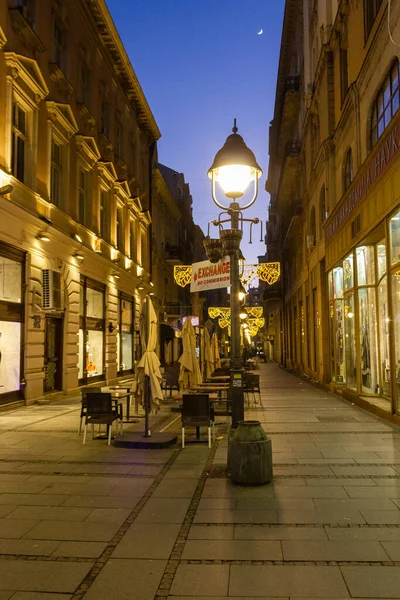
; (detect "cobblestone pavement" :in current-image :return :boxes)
[0,364,400,598]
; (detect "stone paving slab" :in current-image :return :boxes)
[51,541,107,558]
[61,495,141,509]
[0,519,38,538]
[341,566,400,598]
[9,594,72,600]
[277,508,365,525]
[5,506,93,521]
[281,539,390,561]
[0,539,59,556]
[170,564,229,597]
[0,559,92,593]
[188,525,235,540]
[233,525,328,541]
[182,539,283,560]
[151,478,198,498]
[83,558,166,600]
[326,527,400,541]
[193,508,278,524]
[229,565,350,597]
[23,520,121,542]
[135,498,190,523]
[112,523,181,559]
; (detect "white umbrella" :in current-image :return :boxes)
[133,297,163,413]
[211,332,221,370]
[201,328,214,380]
[179,318,202,389]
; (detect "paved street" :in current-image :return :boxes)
[0,364,400,598]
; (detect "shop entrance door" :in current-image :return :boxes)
[44,317,63,393]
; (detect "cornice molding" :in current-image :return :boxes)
[86,0,161,142]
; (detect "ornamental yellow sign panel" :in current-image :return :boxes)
[190,256,230,292]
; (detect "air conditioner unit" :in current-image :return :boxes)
[306,234,316,249]
[42,269,63,310]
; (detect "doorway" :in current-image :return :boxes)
[44,316,63,392]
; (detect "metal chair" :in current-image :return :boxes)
[243,373,262,406]
[83,393,121,446]
[181,394,214,448]
[163,364,180,397]
[79,386,102,434]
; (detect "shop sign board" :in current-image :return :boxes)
[190,256,230,292]
[325,114,400,242]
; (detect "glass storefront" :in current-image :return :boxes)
[0,245,24,402]
[78,278,105,384]
[117,294,134,374]
[328,219,400,406]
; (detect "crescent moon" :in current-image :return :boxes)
[257,29,263,35]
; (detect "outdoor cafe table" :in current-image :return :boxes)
[209,375,230,381]
[108,386,138,422]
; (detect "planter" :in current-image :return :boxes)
[228,420,273,485]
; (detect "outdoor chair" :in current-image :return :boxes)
[82,393,122,445]
[79,386,102,434]
[163,364,180,397]
[181,394,214,448]
[243,373,262,406]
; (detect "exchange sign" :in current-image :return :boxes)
[190,256,230,292]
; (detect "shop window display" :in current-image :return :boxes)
[0,322,21,394]
[343,254,354,291]
[0,257,21,303]
[358,287,379,394]
[118,296,134,374]
[357,246,375,285]
[344,294,356,389]
[378,276,390,396]
[78,279,105,384]
[392,271,400,403]
[331,267,345,382]
[390,211,400,265]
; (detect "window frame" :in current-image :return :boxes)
[370,60,400,149]
[343,147,354,193]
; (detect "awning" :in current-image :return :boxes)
[160,323,179,341]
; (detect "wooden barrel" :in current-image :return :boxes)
[228,420,273,486]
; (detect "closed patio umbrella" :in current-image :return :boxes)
[211,332,221,370]
[133,297,163,414]
[201,328,214,380]
[179,318,202,389]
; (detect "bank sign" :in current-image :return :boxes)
[190,256,230,292]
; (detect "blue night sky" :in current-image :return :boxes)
[105,0,285,264]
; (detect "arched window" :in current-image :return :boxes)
[371,60,400,148]
[319,186,327,236]
[343,147,353,193]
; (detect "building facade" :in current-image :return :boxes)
[0,0,160,405]
[266,0,400,418]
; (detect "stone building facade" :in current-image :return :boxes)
[266,0,400,418]
[0,0,160,404]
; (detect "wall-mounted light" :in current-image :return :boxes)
[112,273,120,280]
[138,284,144,290]
[74,252,84,260]
[72,233,83,243]
[36,232,50,242]
[108,322,116,333]
[149,291,154,296]
[137,265,143,277]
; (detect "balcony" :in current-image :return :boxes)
[165,245,184,264]
[9,5,45,54]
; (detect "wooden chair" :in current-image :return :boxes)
[181,394,214,448]
[82,393,121,446]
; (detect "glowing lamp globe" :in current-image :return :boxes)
[208,120,262,202]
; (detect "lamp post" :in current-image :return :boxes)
[206,120,262,428]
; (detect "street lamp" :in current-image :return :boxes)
[206,119,262,427]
